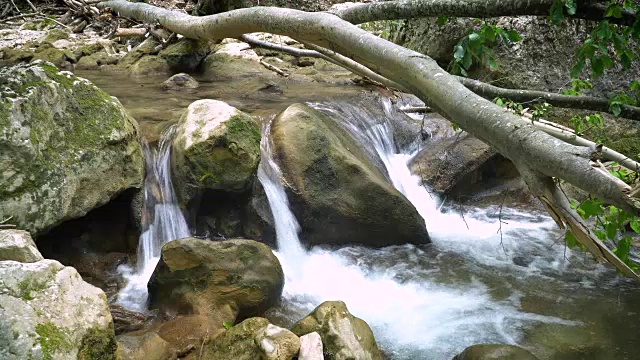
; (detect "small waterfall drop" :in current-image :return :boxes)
[260,98,592,359]
[117,127,190,312]
[257,119,306,268]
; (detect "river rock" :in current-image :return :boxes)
[110,304,147,335]
[161,73,199,90]
[158,38,210,73]
[452,344,539,360]
[116,332,174,360]
[201,317,300,360]
[0,259,116,360]
[0,62,144,236]
[409,133,496,194]
[291,301,382,360]
[271,103,429,247]
[0,230,43,262]
[299,332,324,360]
[171,99,261,206]
[148,237,284,320]
[201,42,274,80]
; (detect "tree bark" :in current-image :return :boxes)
[98,0,640,276]
[333,0,637,27]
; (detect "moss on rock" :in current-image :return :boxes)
[78,326,117,360]
[0,62,144,235]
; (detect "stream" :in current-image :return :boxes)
[81,71,640,360]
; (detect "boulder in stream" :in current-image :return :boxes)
[291,301,382,360]
[161,72,199,90]
[171,99,261,206]
[148,237,284,320]
[0,259,116,360]
[0,62,144,236]
[201,42,274,80]
[452,344,540,360]
[271,103,429,247]
[0,229,43,262]
[201,317,300,360]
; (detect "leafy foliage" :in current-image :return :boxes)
[450,22,522,76]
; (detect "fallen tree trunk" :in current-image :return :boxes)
[98,0,640,277]
[333,0,637,27]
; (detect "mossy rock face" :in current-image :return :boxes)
[291,301,382,360]
[452,344,539,360]
[148,237,284,320]
[158,38,210,73]
[171,99,261,206]
[0,259,115,360]
[118,38,161,68]
[0,62,144,236]
[0,47,34,66]
[42,29,71,45]
[32,47,70,68]
[202,317,300,360]
[271,103,429,247]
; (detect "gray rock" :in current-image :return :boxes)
[0,259,116,360]
[0,230,43,262]
[299,332,324,360]
[291,301,382,360]
[0,62,144,236]
[160,73,199,90]
[171,99,261,207]
[452,344,539,360]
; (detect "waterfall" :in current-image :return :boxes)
[257,119,306,269]
[259,98,587,359]
[116,127,190,312]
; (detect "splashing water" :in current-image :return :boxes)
[259,98,605,359]
[116,127,190,312]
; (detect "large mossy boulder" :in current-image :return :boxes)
[202,317,300,360]
[291,301,382,360]
[271,103,429,247]
[171,99,261,206]
[201,42,273,80]
[452,344,539,360]
[148,237,284,320]
[0,229,43,263]
[122,38,210,76]
[0,259,116,360]
[0,62,144,236]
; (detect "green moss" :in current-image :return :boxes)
[78,326,117,360]
[35,322,73,360]
[43,29,70,44]
[607,137,640,161]
[16,275,50,300]
[33,48,68,67]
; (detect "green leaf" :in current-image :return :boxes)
[610,103,622,116]
[631,219,640,234]
[453,45,465,60]
[613,236,632,263]
[484,25,497,42]
[591,56,605,77]
[594,229,607,240]
[606,222,618,240]
[565,230,580,249]
[223,321,233,329]
[462,50,473,69]
[577,199,604,219]
[621,51,633,70]
[550,0,565,24]
[436,16,449,27]
[570,59,585,78]
[487,56,497,70]
[468,32,482,46]
[505,30,522,42]
[564,0,577,15]
[604,4,623,18]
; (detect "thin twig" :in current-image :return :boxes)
[496,194,508,256]
[35,14,72,29]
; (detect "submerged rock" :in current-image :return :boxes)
[271,103,429,247]
[0,62,144,236]
[0,259,116,360]
[291,301,382,360]
[160,73,199,90]
[453,344,539,360]
[171,99,261,206]
[0,229,43,262]
[148,237,284,320]
[202,317,300,360]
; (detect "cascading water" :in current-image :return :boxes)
[116,127,190,312]
[258,98,619,359]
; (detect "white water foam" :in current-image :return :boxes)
[258,99,585,358]
[116,128,190,312]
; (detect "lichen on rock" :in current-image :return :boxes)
[0,61,144,236]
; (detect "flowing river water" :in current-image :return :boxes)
[80,71,640,359]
